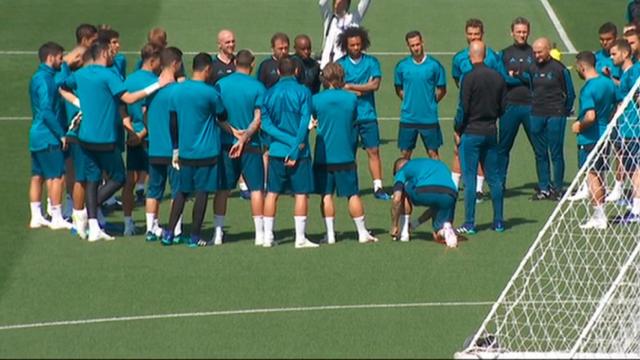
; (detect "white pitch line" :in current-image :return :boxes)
[539,0,578,54]
[0,301,493,331]
[0,116,457,122]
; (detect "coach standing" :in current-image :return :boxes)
[527,37,575,201]
[319,0,371,69]
[455,41,507,235]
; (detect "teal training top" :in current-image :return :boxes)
[311,88,358,164]
[55,62,80,138]
[170,79,224,160]
[112,53,127,79]
[124,69,158,133]
[452,47,506,85]
[394,55,446,124]
[215,72,266,147]
[577,75,618,145]
[394,158,457,192]
[146,83,177,158]
[337,53,381,123]
[64,64,126,145]
[618,62,640,139]
[29,63,65,151]
[261,77,312,160]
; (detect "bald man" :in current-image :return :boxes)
[292,34,321,94]
[209,29,236,85]
[524,37,575,200]
[454,41,507,234]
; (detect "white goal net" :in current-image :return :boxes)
[455,76,640,359]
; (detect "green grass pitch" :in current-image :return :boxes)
[0,0,626,357]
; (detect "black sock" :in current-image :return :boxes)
[167,193,186,237]
[191,191,208,239]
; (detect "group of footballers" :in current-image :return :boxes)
[27,0,640,249]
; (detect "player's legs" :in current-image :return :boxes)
[529,115,552,195]
[122,170,137,235]
[579,146,607,229]
[290,158,317,248]
[419,126,442,160]
[458,134,482,232]
[263,156,284,247]
[547,117,567,196]
[145,163,168,240]
[483,135,505,230]
[28,174,48,228]
[497,105,525,186]
[359,121,388,199]
[63,156,75,217]
[398,125,418,160]
[194,164,217,246]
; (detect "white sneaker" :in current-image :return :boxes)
[400,233,410,242]
[579,217,608,230]
[254,234,264,246]
[322,234,336,245]
[263,234,274,248]
[49,218,73,230]
[605,187,623,202]
[441,227,458,248]
[88,229,115,242]
[295,238,319,249]
[153,225,163,238]
[568,184,590,201]
[72,215,88,240]
[29,216,51,229]
[213,229,224,246]
[358,232,379,244]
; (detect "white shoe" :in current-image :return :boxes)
[254,235,264,246]
[579,217,608,230]
[568,185,590,201]
[72,215,88,240]
[49,218,73,230]
[263,234,274,248]
[605,187,623,202]
[29,216,51,229]
[322,234,336,245]
[88,229,115,242]
[400,233,410,242]
[213,230,224,246]
[441,226,458,248]
[295,238,319,249]
[358,232,379,244]
[153,225,163,238]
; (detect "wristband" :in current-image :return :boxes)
[172,149,179,157]
[143,82,160,95]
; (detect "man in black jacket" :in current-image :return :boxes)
[455,40,507,235]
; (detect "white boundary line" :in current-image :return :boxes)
[539,0,578,53]
[0,301,493,331]
[0,116,453,121]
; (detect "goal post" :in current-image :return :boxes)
[455,75,640,359]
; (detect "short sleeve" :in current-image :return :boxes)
[369,56,382,79]
[580,85,596,116]
[394,61,403,87]
[106,72,126,97]
[436,61,447,88]
[64,72,77,90]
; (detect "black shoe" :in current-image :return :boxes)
[475,191,485,204]
[549,188,564,201]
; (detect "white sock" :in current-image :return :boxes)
[215,215,225,231]
[353,215,368,238]
[264,216,275,239]
[146,213,155,233]
[72,208,86,221]
[452,173,461,188]
[373,179,383,191]
[593,205,605,220]
[294,216,307,241]
[253,215,264,238]
[88,218,101,234]
[30,202,43,219]
[324,217,335,241]
[50,204,63,222]
[400,214,410,238]
[135,183,145,192]
[239,181,249,192]
[476,176,485,193]
[633,198,640,215]
[174,215,183,236]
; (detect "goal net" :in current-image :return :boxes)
[455,76,640,359]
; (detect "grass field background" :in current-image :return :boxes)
[0,0,627,358]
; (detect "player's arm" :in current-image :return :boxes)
[345,76,380,93]
[260,99,298,149]
[36,80,65,141]
[169,110,180,169]
[572,109,596,134]
[436,86,447,103]
[119,71,174,104]
[394,62,404,100]
[394,85,404,100]
[456,77,472,133]
[562,67,576,115]
[390,181,405,240]
[59,88,80,109]
[230,108,262,159]
[353,0,372,22]
[286,92,313,162]
[435,62,447,102]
